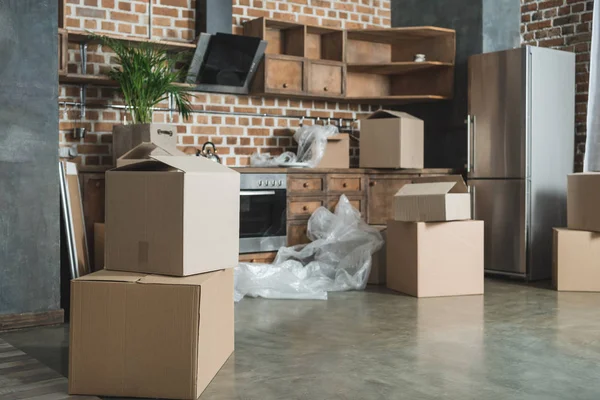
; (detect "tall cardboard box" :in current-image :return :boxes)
[553,228,600,291]
[368,226,387,285]
[394,180,471,222]
[387,220,484,297]
[105,155,240,276]
[112,123,177,166]
[116,141,186,167]
[69,269,234,399]
[567,173,600,232]
[315,134,350,169]
[359,110,424,169]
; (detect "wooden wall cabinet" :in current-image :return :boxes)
[243,17,456,105]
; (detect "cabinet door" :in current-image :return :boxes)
[287,220,310,246]
[366,175,412,225]
[288,197,325,220]
[265,56,304,93]
[308,61,344,96]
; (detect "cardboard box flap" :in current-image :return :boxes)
[396,181,467,197]
[151,155,239,175]
[111,160,176,172]
[73,269,146,283]
[119,142,186,161]
[365,109,422,120]
[138,270,223,287]
[327,134,349,142]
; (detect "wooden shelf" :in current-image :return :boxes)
[347,27,456,43]
[66,30,196,52]
[345,95,451,104]
[59,73,117,86]
[347,62,453,75]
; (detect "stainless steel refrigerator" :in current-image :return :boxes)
[467,46,575,280]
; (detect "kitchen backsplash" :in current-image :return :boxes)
[59,0,392,167]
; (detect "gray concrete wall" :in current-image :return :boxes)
[0,0,60,314]
[391,0,520,168]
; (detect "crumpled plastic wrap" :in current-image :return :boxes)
[250,124,338,168]
[234,195,384,301]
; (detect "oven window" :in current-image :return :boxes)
[240,190,287,238]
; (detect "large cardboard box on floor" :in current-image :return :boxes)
[394,180,471,222]
[315,134,350,169]
[359,110,424,169]
[368,226,387,285]
[553,228,600,291]
[116,141,186,167]
[567,173,600,232]
[105,155,240,276]
[69,269,234,400]
[112,123,178,166]
[387,220,484,297]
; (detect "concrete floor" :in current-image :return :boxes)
[3,279,600,400]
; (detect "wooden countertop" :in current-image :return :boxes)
[233,167,460,175]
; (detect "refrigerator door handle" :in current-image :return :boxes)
[471,115,477,175]
[466,115,471,173]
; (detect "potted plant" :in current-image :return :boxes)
[97,36,193,165]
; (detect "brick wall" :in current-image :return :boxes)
[521,0,594,171]
[59,0,392,168]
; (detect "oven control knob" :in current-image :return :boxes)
[258,180,263,187]
[270,180,276,186]
[278,180,282,187]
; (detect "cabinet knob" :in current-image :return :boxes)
[303,182,309,188]
[342,182,347,188]
[283,83,288,88]
[369,181,376,187]
[324,86,328,91]
[302,205,308,211]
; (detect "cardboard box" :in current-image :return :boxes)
[69,269,234,399]
[394,180,471,222]
[116,141,186,167]
[387,220,484,298]
[567,173,600,232]
[112,123,178,166]
[93,223,105,271]
[315,134,350,169]
[359,110,424,169]
[105,155,240,276]
[553,228,600,291]
[368,225,387,285]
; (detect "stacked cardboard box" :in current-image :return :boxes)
[69,141,240,399]
[386,179,484,298]
[553,173,600,292]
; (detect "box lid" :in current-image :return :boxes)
[74,269,223,287]
[327,133,349,142]
[396,181,468,196]
[365,109,422,120]
[110,154,239,175]
[119,142,186,161]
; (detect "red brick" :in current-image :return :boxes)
[220,127,244,135]
[84,0,98,6]
[154,6,179,17]
[78,144,109,154]
[76,7,106,18]
[118,23,132,34]
[101,0,115,8]
[160,0,188,7]
[101,21,115,31]
[248,128,270,136]
[191,126,217,135]
[234,147,258,155]
[111,11,140,23]
[135,3,147,13]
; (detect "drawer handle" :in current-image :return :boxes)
[303,182,309,188]
[324,86,328,92]
[283,83,288,88]
[302,206,308,211]
[342,182,347,188]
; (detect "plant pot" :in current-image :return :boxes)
[112,123,176,166]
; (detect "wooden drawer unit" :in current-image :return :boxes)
[239,252,277,264]
[327,174,364,193]
[288,220,310,246]
[308,61,344,96]
[288,197,325,220]
[366,175,414,225]
[328,195,366,217]
[288,174,326,195]
[265,55,305,93]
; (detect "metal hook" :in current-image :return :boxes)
[327,117,331,126]
[299,116,305,127]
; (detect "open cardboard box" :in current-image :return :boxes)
[69,269,234,399]
[112,123,178,166]
[553,228,600,292]
[116,141,186,167]
[394,180,471,222]
[105,155,240,276]
[315,134,350,169]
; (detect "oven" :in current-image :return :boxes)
[239,174,287,254]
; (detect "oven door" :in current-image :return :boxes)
[239,189,287,254]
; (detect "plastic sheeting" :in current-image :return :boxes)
[584,0,600,171]
[250,124,339,168]
[234,195,384,301]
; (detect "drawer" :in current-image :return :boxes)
[288,175,326,195]
[239,252,277,264]
[308,61,344,96]
[288,197,325,220]
[266,56,304,92]
[327,175,363,193]
[328,195,367,217]
[288,221,310,246]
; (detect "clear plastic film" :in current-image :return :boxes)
[234,195,384,301]
[250,124,339,168]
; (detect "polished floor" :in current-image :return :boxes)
[3,279,600,399]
